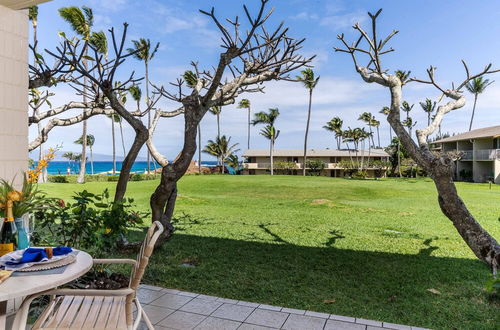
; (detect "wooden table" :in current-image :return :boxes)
[0,251,93,330]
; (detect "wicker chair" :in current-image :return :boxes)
[12,221,164,330]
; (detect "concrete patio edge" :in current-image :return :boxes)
[137,284,430,330]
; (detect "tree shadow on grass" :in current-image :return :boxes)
[325,229,345,247]
[145,234,498,330]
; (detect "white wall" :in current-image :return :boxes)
[0,5,28,187]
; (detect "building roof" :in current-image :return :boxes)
[243,148,389,157]
[0,0,51,9]
[434,125,500,143]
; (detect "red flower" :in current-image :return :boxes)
[57,199,66,208]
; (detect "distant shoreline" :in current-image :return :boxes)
[36,160,218,175]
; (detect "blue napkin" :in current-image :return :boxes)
[5,247,72,265]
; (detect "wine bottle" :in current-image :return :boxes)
[0,200,17,256]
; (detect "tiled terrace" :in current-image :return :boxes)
[137,285,428,330]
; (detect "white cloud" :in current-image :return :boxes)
[290,11,319,20]
[320,11,367,30]
[89,0,126,12]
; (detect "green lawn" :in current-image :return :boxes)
[41,176,500,329]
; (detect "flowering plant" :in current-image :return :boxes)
[27,147,58,183]
[0,175,44,219]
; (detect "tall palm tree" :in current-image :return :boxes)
[297,69,320,176]
[127,38,160,173]
[323,117,343,149]
[358,112,375,147]
[252,108,280,175]
[419,98,436,126]
[107,113,121,175]
[342,128,355,166]
[59,5,94,184]
[358,127,371,170]
[210,105,222,140]
[75,134,95,175]
[372,119,381,148]
[238,99,252,150]
[379,106,392,141]
[203,136,240,174]
[465,77,493,131]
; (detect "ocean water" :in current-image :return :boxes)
[42,161,218,175]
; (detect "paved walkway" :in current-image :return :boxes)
[137,285,428,330]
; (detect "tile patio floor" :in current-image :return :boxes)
[137,285,429,330]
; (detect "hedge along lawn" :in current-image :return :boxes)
[42,176,500,329]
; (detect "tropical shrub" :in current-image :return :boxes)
[49,175,68,183]
[369,160,391,179]
[274,161,297,175]
[32,189,147,256]
[305,160,326,176]
[352,170,368,179]
[48,173,159,183]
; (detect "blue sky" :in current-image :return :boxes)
[31,0,500,160]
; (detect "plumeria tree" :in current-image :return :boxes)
[335,9,499,271]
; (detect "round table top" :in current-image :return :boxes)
[0,250,93,302]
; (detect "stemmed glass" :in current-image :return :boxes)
[22,213,35,248]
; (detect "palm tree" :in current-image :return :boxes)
[238,99,252,150]
[62,152,75,174]
[59,5,94,184]
[297,68,320,176]
[342,128,355,166]
[372,119,381,148]
[203,135,240,174]
[402,116,417,137]
[127,38,160,173]
[323,117,343,149]
[358,128,371,170]
[75,134,95,175]
[210,105,222,140]
[379,106,392,141]
[419,98,436,126]
[358,112,376,147]
[252,108,280,175]
[465,77,493,131]
[107,113,121,175]
[226,154,242,174]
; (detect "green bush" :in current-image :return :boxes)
[32,189,147,256]
[130,173,159,181]
[274,161,298,175]
[49,175,68,183]
[47,173,159,183]
[352,170,368,179]
[305,160,326,176]
[107,175,120,182]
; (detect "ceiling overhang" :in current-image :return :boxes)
[0,0,51,10]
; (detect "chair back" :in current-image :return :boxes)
[129,221,164,290]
